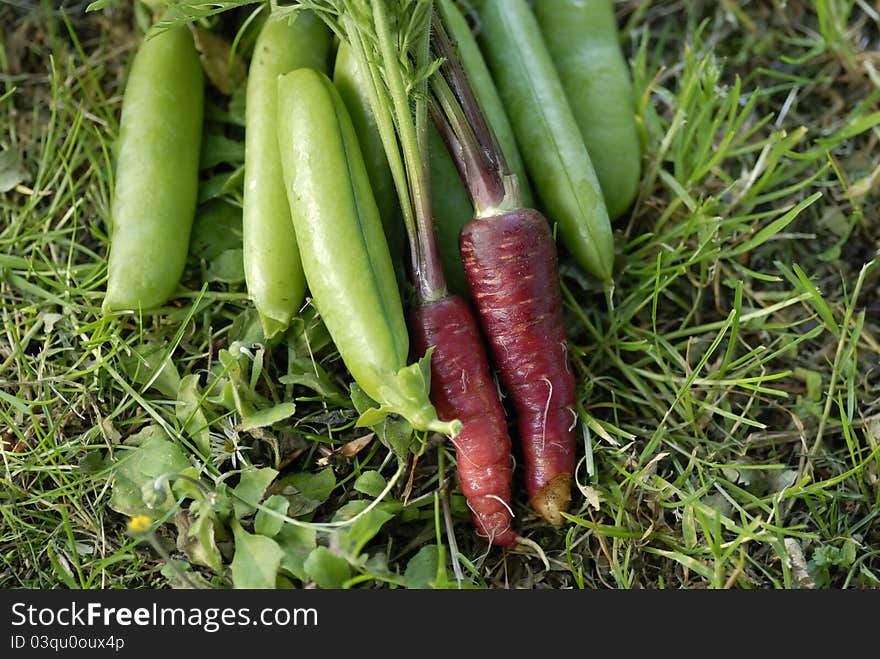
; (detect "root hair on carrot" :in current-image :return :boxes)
[537,376,555,452]
[465,495,515,541]
[485,493,515,517]
[513,536,550,571]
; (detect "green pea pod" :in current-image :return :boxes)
[437,0,533,209]
[103,26,204,313]
[276,68,458,437]
[333,41,403,270]
[476,0,614,282]
[534,0,641,220]
[243,12,331,340]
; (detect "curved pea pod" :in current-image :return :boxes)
[476,0,614,282]
[103,26,204,313]
[534,0,641,220]
[276,68,458,437]
[243,12,331,340]
[333,41,403,269]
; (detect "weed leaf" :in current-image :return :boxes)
[230,519,283,589]
[303,546,350,589]
[109,426,190,518]
[231,466,279,519]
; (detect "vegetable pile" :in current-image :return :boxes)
[100,0,642,561]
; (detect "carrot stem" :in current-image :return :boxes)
[429,76,508,215]
[432,9,509,181]
[372,0,446,302]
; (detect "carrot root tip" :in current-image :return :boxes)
[529,473,572,527]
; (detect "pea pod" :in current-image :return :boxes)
[333,41,403,269]
[243,11,331,340]
[103,26,204,313]
[475,0,614,282]
[534,0,641,219]
[276,68,457,437]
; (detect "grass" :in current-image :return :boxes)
[0,0,878,590]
